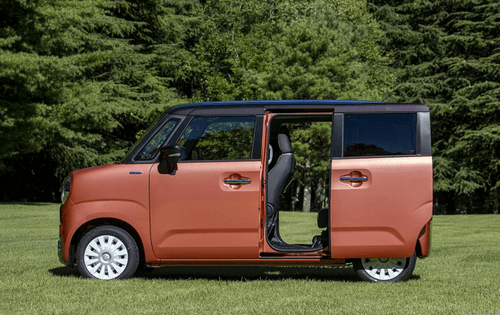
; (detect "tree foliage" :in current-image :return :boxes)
[0,0,187,199]
[368,0,500,213]
[3,0,498,214]
[290,122,332,212]
[1,0,392,201]
[192,0,393,101]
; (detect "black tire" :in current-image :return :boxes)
[353,252,417,282]
[76,226,139,280]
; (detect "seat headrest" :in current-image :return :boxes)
[278,126,293,153]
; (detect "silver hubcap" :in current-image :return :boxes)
[83,235,129,280]
[361,257,407,281]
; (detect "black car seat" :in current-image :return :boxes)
[312,207,329,249]
[266,126,295,244]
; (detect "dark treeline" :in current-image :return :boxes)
[368,0,500,214]
[0,0,498,214]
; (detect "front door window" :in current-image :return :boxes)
[178,116,255,161]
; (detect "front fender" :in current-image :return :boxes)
[61,200,158,265]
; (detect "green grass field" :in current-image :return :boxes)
[0,203,499,314]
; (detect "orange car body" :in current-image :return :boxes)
[58,100,432,275]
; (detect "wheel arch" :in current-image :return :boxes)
[69,218,146,268]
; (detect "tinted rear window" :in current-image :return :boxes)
[344,114,416,157]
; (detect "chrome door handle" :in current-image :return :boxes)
[224,179,251,185]
[340,176,367,182]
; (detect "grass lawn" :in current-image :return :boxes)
[0,203,499,315]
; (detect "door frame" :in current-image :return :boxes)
[261,111,334,254]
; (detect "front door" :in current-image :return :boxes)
[149,116,262,259]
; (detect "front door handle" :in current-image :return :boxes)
[224,179,251,185]
[224,174,252,190]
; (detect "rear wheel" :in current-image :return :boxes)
[77,226,139,280]
[353,252,417,282]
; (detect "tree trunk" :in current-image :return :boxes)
[316,176,329,209]
[302,159,311,212]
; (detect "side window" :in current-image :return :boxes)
[343,114,416,157]
[135,119,179,160]
[179,116,255,161]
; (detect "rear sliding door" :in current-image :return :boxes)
[330,110,433,259]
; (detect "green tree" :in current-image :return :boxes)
[190,0,395,212]
[368,0,500,213]
[290,122,332,212]
[1,0,395,202]
[192,0,394,101]
[0,0,190,200]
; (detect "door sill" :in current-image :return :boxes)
[267,240,324,253]
[260,253,325,259]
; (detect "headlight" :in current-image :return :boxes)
[60,176,71,204]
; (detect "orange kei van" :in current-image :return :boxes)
[58,100,433,282]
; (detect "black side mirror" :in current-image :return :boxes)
[158,144,183,175]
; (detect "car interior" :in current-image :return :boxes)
[265,115,332,252]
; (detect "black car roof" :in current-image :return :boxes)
[168,100,428,115]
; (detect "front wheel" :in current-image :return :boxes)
[76,226,139,280]
[353,252,417,282]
